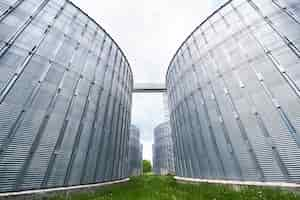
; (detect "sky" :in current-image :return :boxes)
[72,0,224,162]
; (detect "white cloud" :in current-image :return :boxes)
[72,0,221,162]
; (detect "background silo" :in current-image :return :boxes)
[166,0,300,182]
[153,122,175,175]
[0,0,133,192]
[139,143,143,175]
[128,125,143,176]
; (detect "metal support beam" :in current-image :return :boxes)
[133,83,166,93]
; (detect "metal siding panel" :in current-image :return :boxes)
[0,0,132,192]
[166,0,300,183]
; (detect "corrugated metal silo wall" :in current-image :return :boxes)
[166,0,300,182]
[153,122,175,175]
[128,125,142,176]
[0,0,133,192]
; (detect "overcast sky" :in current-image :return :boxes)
[72,0,224,162]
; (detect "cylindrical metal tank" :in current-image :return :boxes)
[166,0,300,182]
[140,143,143,174]
[128,125,142,176]
[0,0,133,192]
[153,122,175,175]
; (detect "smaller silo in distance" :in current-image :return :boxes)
[128,125,143,176]
[153,122,175,175]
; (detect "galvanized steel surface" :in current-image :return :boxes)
[0,0,133,192]
[166,0,300,182]
[128,125,142,176]
[153,122,175,175]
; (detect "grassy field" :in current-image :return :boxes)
[51,175,300,200]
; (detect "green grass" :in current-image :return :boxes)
[51,175,300,200]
